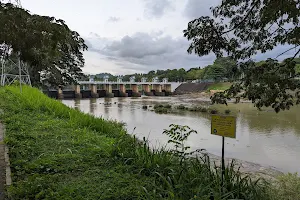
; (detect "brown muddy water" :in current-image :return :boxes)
[62,95,300,174]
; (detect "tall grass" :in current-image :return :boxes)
[267,173,300,200]
[112,124,269,200]
[0,86,125,138]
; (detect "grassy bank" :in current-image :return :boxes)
[207,82,232,91]
[0,86,297,199]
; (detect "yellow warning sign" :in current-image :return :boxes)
[211,115,236,138]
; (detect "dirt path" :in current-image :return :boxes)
[0,123,6,200]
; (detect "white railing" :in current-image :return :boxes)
[77,81,173,85]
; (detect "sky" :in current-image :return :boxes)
[17,0,297,75]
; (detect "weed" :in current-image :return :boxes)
[267,173,300,200]
[200,107,208,112]
[154,107,168,114]
[163,104,172,109]
[225,109,231,114]
[163,124,197,159]
[210,109,218,114]
[154,104,164,109]
[177,104,186,110]
[189,107,198,112]
[142,105,148,109]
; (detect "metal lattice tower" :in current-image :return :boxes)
[0,57,32,87]
[0,0,32,91]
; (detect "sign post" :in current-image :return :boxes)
[211,115,236,194]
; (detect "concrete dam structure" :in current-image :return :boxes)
[44,77,181,99]
[173,82,213,94]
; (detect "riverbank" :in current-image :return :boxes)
[0,86,299,199]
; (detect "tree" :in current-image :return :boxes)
[206,63,225,82]
[177,68,187,82]
[214,57,239,81]
[186,68,202,80]
[184,0,300,112]
[0,2,87,87]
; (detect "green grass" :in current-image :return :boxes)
[296,64,300,73]
[207,82,232,91]
[0,86,272,199]
[267,173,300,200]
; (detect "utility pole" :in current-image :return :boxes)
[0,0,31,91]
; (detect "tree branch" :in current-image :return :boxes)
[292,48,300,60]
[275,45,300,58]
[221,0,259,35]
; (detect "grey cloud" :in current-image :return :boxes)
[84,39,93,49]
[108,16,120,22]
[84,34,111,51]
[85,32,294,74]
[183,0,221,19]
[143,0,174,18]
[87,32,215,72]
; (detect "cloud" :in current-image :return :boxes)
[84,33,111,51]
[143,0,174,19]
[183,0,221,19]
[86,32,215,73]
[107,16,120,22]
[254,45,300,61]
[83,31,294,75]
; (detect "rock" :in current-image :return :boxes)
[142,105,148,109]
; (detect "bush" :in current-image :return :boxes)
[142,105,148,109]
[154,107,168,114]
[210,109,218,114]
[200,107,208,112]
[177,104,186,110]
[189,107,198,112]
[225,109,231,114]
[163,104,172,109]
[154,104,164,109]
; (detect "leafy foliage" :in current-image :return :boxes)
[0,2,87,87]
[89,56,238,83]
[163,124,197,159]
[184,0,300,112]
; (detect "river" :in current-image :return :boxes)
[62,95,300,174]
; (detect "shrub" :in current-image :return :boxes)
[154,107,168,114]
[142,105,148,109]
[189,107,198,112]
[154,104,164,109]
[200,107,208,112]
[225,109,231,114]
[177,105,186,110]
[163,104,172,109]
[210,109,218,114]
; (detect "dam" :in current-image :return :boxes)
[43,77,182,99]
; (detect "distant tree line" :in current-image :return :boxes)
[89,57,300,83]
[90,57,241,82]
